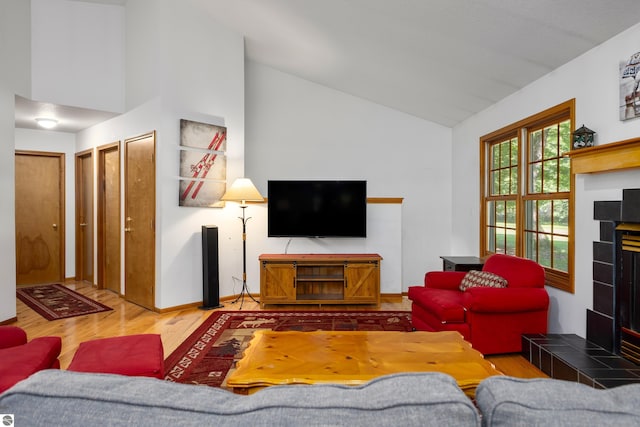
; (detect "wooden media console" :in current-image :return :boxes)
[259,254,381,308]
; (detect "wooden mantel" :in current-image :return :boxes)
[568,137,640,174]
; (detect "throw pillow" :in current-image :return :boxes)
[459,270,508,292]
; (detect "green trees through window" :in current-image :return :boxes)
[481,100,574,291]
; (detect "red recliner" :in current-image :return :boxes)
[408,254,549,355]
[0,325,61,393]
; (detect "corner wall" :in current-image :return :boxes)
[452,23,640,336]
[76,0,246,309]
[245,61,454,291]
[0,0,30,323]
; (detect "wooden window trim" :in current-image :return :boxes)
[480,99,575,293]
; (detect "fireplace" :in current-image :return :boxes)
[521,139,640,387]
[591,188,640,364]
[616,189,640,363]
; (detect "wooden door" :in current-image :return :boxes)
[97,142,120,293]
[75,150,93,283]
[124,132,156,310]
[260,262,297,304]
[344,262,379,302]
[15,151,65,285]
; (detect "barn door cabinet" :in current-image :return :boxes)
[259,254,381,308]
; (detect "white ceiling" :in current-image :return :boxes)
[15,96,119,133]
[15,0,640,132]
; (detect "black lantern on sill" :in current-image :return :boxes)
[572,124,595,149]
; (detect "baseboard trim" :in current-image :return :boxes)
[0,316,18,325]
[381,293,403,302]
[157,292,406,313]
[155,301,202,313]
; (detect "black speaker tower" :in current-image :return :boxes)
[200,225,223,309]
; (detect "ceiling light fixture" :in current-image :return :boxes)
[35,118,58,129]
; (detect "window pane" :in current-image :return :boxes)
[486,201,495,226]
[500,142,511,168]
[530,130,542,161]
[487,226,496,252]
[490,139,518,196]
[490,171,499,195]
[500,170,510,195]
[553,235,569,271]
[496,230,505,253]
[491,145,500,169]
[486,201,496,252]
[538,234,552,268]
[510,167,518,194]
[538,200,552,232]
[529,163,542,193]
[510,138,518,165]
[506,201,516,225]
[559,158,570,192]
[496,201,505,227]
[525,200,536,230]
[506,200,517,255]
[506,228,516,255]
[543,125,558,159]
[525,231,537,260]
[543,159,558,193]
[553,200,568,235]
[559,120,571,154]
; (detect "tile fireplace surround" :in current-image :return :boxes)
[521,138,640,389]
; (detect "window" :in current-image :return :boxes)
[480,100,575,292]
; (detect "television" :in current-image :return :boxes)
[267,180,367,238]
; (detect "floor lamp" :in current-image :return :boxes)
[221,178,264,309]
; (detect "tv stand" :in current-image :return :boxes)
[259,254,381,308]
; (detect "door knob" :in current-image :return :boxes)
[80,223,87,227]
[52,224,58,229]
[124,227,131,232]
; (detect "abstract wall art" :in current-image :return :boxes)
[178,119,227,207]
[620,51,640,121]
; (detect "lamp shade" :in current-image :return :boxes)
[221,178,264,204]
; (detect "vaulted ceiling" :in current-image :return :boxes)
[198,0,640,127]
[16,0,640,131]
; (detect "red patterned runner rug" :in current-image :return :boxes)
[164,310,412,389]
[16,283,113,321]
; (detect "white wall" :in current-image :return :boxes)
[452,23,640,336]
[245,61,453,291]
[75,0,246,309]
[0,90,18,323]
[0,0,30,323]
[16,0,419,313]
[31,0,125,112]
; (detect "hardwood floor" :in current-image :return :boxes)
[13,281,547,379]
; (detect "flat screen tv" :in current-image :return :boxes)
[267,180,367,238]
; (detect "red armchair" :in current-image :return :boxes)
[408,254,549,354]
[0,325,61,393]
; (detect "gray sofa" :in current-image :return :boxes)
[476,376,640,426]
[1,370,640,427]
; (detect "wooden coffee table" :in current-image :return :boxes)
[226,330,501,397]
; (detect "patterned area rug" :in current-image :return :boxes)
[164,310,412,389]
[16,283,113,321]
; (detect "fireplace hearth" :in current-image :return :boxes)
[529,139,640,387]
[522,188,640,388]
